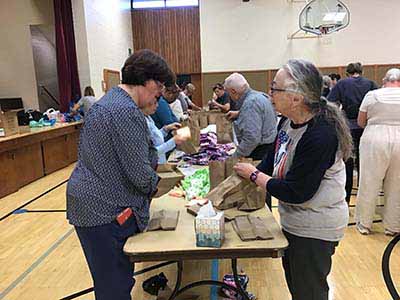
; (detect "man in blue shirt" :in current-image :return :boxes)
[328,63,378,124]
[224,72,277,160]
[328,62,378,203]
[151,84,179,129]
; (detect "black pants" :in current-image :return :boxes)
[75,216,139,300]
[282,230,338,300]
[345,127,363,203]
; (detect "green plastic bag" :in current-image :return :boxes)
[181,168,210,200]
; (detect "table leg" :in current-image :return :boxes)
[168,260,183,300]
[231,258,251,300]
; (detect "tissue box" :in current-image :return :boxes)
[195,211,225,248]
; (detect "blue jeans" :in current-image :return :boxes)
[75,216,139,300]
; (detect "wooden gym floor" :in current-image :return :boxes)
[0,164,399,300]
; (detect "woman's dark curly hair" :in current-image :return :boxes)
[121,49,175,87]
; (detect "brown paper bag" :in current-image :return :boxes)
[190,111,200,119]
[237,182,265,211]
[250,215,274,240]
[205,111,233,144]
[155,171,184,198]
[207,158,265,210]
[225,157,238,178]
[207,112,219,125]
[209,160,226,190]
[221,190,242,210]
[190,120,200,147]
[209,156,237,193]
[232,215,273,241]
[157,163,178,173]
[231,215,255,241]
[223,208,248,221]
[160,210,180,230]
[215,116,233,144]
[207,174,244,208]
[199,114,208,129]
[177,141,198,155]
[181,119,200,149]
[147,210,180,231]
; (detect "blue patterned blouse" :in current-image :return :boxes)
[66,87,159,231]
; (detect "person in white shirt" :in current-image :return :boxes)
[165,84,188,121]
[142,98,188,164]
[177,83,202,112]
[355,68,400,236]
[72,86,97,116]
[169,98,188,121]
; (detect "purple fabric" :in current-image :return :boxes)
[182,132,235,165]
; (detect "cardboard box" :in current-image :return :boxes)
[0,109,19,137]
[195,211,225,248]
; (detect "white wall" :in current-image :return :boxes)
[200,0,400,72]
[72,0,91,93]
[73,0,133,98]
[31,25,59,112]
[0,0,54,110]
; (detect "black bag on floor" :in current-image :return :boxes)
[142,272,168,295]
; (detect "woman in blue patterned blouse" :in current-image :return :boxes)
[66,49,175,300]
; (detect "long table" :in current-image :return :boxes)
[0,122,82,198]
[124,196,288,300]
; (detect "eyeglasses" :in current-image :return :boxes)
[269,87,290,95]
[269,82,301,96]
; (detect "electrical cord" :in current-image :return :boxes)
[382,234,400,300]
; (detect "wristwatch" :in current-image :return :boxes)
[250,170,260,183]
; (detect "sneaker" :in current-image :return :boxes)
[384,229,399,236]
[356,222,371,235]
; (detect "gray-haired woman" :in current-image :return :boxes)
[356,68,400,236]
[234,59,352,300]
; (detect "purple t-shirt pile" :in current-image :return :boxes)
[182,132,234,165]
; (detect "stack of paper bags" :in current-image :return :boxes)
[207,173,265,211]
[155,164,184,198]
[232,215,273,241]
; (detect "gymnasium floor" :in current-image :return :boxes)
[0,164,399,300]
